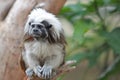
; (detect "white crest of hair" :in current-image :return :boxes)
[24,8,62,38]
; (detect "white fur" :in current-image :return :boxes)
[24,8,62,38]
[23,40,64,69]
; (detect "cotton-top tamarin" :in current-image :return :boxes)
[20,8,66,79]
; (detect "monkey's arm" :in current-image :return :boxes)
[22,50,43,77]
[40,50,65,79]
[45,53,64,69]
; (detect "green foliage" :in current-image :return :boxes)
[67,46,105,67]
[73,20,94,44]
[98,56,120,80]
[60,3,87,23]
[106,28,120,54]
[57,75,65,80]
[60,0,120,80]
[98,28,120,79]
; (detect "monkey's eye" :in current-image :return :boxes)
[37,25,42,29]
[31,25,35,28]
[29,22,31,25]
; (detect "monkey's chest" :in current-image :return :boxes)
[25,41,61,59]
[31,42,51,58]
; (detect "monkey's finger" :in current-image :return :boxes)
[25,68,34,77]
[41,65,45,72]
[36,66,42,72]
[44,71,47,79]
[45,70,49,79]
[46,69,50,79]
[41,71,44,78]
[49,69,52,79]
[33,66,42,78]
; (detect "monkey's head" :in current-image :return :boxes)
[28,20,52,39]
[24,9,65,43]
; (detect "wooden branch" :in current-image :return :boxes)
[5,0,37,27]
[5,0,66,27]
[44,0,67,15]
[0,0,67,80]
[0,0,38,79]
[52,60,76,80]
[0,0,15,21]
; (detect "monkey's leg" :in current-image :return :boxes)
[26,54,42,77]
[41,53,64,79]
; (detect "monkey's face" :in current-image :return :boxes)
[28,20,52,39]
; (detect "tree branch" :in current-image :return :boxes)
[44,0,67,15]
[0,0,15,21]
[93,0,106,30]
[5,0,37,27]
[93,0,104,21]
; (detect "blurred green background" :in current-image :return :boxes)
[58,0,120,80]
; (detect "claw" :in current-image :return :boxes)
[33,65,42,77]
[41,65,52,79]
[25,68,34,77]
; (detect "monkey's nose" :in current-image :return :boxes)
[33,29,38,32]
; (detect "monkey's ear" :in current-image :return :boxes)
[41,20,52,29]
[28,20,33,25]
[47,24,52,29]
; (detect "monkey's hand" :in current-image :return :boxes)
[40,65,53,79]
[25,65,42,78]
[25,68,34,77]
[26,60,76,80]
[33,65,42,77]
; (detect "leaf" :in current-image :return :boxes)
[66,50,101,67]
[60,3,87,22]
[73,20,94,44]
[98,56,120,80]
[87,51,100,67]
[103,0,111,4]
[106,28,120,54]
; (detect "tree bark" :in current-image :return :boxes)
[0,0,66,80]
[0,0,15,21]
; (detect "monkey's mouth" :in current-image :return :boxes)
[32,32,48,39]
[32,32,41,37]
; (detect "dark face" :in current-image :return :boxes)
[29,20,52,39]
